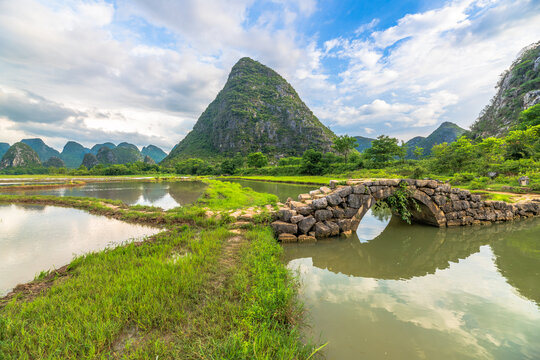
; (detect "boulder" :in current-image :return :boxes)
[271,221,297,235]
[314,209,333,222]
[319,186,332,194]
[278,233,297,243]
[298,216,317,234]
[335,186,353,197]
[278,209,295,222]
[337,219,352,232]
[297,206,313,216]
[332,207,345,218]
[352,184,366,194]
[298,193,311,201]
[326,193,343,206]
[298,234,317,243]
[314,222,331,238]
[325,221,340,236]
[329,180,339,189]
[347,194,363,208]
[290,215,304,224]
[312,197,328,209]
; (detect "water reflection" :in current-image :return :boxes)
[1,181,207,210]
[284,211,540,359]
[0,204,160,296]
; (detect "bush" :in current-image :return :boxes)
[450,172,476,185]
[247,152,268,168]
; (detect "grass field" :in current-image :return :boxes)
[0,180,316,359]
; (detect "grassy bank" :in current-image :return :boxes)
[0,180,314,358]
[0,225,313,359]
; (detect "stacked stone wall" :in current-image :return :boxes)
[271,179,540,242]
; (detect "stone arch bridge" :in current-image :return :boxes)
[271,179,540,242]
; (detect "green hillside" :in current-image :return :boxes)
[0,142,41,169]
[60,141,90,168]
[471,41,540,137]
[405,122,468,158]
[142,145,167,163]
[0,142,10,159]
[21,138,60,162]
[162,57,335,165]
[353,136,375,152]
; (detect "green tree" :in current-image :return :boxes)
[247,152,268,168]
[220,159,236,175]
[503,128,536,160]
[413,146,424,159]
[232,153,245,169]
[363,135,402,164]
[430,136,476,174]
[477,137,504,164]
[513,104,540,131]
[332,135,358,162]
[300,149,325,175]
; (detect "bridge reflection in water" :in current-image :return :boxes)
[282,211,540,359]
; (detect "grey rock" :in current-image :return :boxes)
[325,221,340,236]
[314,222,331,238]
[314,209,333,222]
[335,186,352,197]
[326,193,343,206]
[347,194,363,208]
[271,221,297,235]
[290,215,304,224]
[298,216,317,234]
[312,197,328,209]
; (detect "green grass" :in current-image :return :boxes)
[0,226,316,359]
[0,180,316,359]
[195,180,278,209]
[218,175,345,185]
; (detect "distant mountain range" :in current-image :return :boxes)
[0,139,168,169]
[404,122,468,158]
[162,57,335,165]
[351,122,467,158]
[0,143,10,160]
[353,136,375,153]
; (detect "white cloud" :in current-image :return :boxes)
[324,0,540,137]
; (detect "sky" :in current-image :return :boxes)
[1,0,540,152]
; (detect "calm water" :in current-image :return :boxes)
[283,210,540,359]
[0,204,160,296]
[1,181,207,210]
[221,178,315,202]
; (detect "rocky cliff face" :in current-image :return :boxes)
[163,57,335,164]
[405,122,467,158]
[21,138,60,162]
[96,147,117,165]
[82,153,99,169]
[0,142,41,169]
[471,41,540,137]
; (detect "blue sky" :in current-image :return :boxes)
[1,0,539,151]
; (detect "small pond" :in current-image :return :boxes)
[0,204,160,296]
[1,181,207,210]
[283,209,540,359]
[223,179,540,359]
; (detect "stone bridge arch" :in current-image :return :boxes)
[271,179,540,242]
